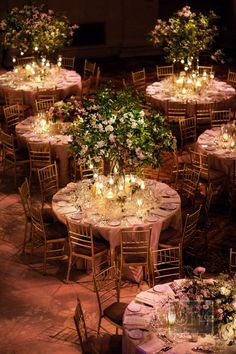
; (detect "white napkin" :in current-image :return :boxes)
[137,336,166,354]
[123,315,150,329]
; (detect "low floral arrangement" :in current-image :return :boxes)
[49,96,82,123]
[149,6,224,71]
[182,267,236,343]
[66,85,175,175]
[0,4,78,55]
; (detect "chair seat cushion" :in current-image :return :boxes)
[45,221,68,239]
[103,302,127,327]
[159,227,181,246]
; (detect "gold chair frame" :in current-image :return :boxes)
[61,56,75,70]
[38,162,59,207]
[210,109,231,128]
[131,68,146,91]
[156,65,174,81]
[28,142,52,186]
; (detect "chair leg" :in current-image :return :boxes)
[66,255,73,282]
[43,245,47,275]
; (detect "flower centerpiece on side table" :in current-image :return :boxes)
[66,85,175,201]
[182,267,236,344]
[0,4,78,56]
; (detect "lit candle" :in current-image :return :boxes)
[107,190,114,200]
[130,175,136,183]
[113,165,118,174]
[108,176,114,185]
[118,184,124,191]
[12,57,16,63]
[34,46,38,52]
[140,181,145,190]
[136,198,143,207]
[222,133,229,142]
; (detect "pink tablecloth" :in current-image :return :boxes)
[0,68,82,113]
[146,79,236,116]
[51,179,182,281]
[16,116,72,187]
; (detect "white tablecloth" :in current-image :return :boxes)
[52,178,182,276]
[146,78,236,116]
[16,116,72,187]
[0,67,82,113]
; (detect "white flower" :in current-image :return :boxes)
[220,286,231,297]
[131,121,137,129]
[105,125,113,132]
[109,134,116,142]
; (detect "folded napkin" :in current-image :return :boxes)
[136,287,175,306]
[123,314,150,329]
[127,216,143,225]
[59,206,77,214]
[137,336,166,354]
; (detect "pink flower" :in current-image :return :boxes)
[193,267,206,275]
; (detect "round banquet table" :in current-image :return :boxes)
[0,67,82,113]
[16,116,72,187]
[122,280,236,354]
[196,127,236,184]
[52,177,182,282]
[146,78,236,116]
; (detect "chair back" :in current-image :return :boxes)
[95,66,101,90]
[38,162,59,204]
[131,68,146,90]
[120,228,151,267]
[17,56,34,66]
[229,248,236,273]
[0,129,16,160]
[74,297,88,353]
[166,100,187,121]
[143,165,160,180]
[93,264,121,313]
[18,177,31,219]
[195,101,215,124]
[210,109,231,128]
[36,87,58,102]
[182,205,202,247]
[204,183,213,223]
[66,220,95,259]
[3,104,20,133]
[30,205,45,241]
[198,65,213,75]
[81,76,92,98]
[83,59,96,79]
[227,70,236,87]
[156,65,174,80]
[79,160,104,180]
[190,149,210,181]
[180,166,200,204]
[179,116,197,150]
[151,244,182,285]
[28,142,52,169]
[61,56,75,70]
[35,98,55,113]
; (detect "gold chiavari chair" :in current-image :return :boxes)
[150,244,182,286]
[198,65,213,75]
[178,116,197,151]
[3,104,20,134]
[66,221,110,283]
[227,70,236,88]
[229,248,236,273]
[16,56,34,66]
[81,76,92,99]
[77,160,104,181]
[4,89,31,119]
[38,162,59,208]
[178,166,200,207]
[131,68,146,91]
[210,109,231,128]
[74,296,122,354]
[18,178,32,253]
[35,98,55,113]
[156,64,174,81]
[195,101,216,130]
[159,205,202,253]
[0,129,29,188]
[166,100,187,122]
[83,59,96,80]
[36,87,59,102]
[29,205,68,274]
[93,264,128,335]
[28,142,52,186]
[143,165,160,180]
[61,56,75,70]
[119,228,151,286]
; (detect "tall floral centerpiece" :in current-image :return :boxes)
[0,4,78,56]
[149,6,224,73]
[66,85,175,178]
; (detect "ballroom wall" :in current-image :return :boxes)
[0,0,235,60]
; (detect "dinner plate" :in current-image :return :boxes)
[127,303,141,312]
[128,329,143,340]
[57,201,68,207]
[160,203,177,211]
[146,215,159,222]
[70,212,83,220]
[108,219,121,226]
[205,146,215,151]
[153,284,169,293]
[165,189,176,196]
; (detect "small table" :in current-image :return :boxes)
[122,280,236,354]
[52,177,182,281]
[16,116,72,187]
[197,127,236,183]
[0,67,82,113]
[146,78,236,115]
